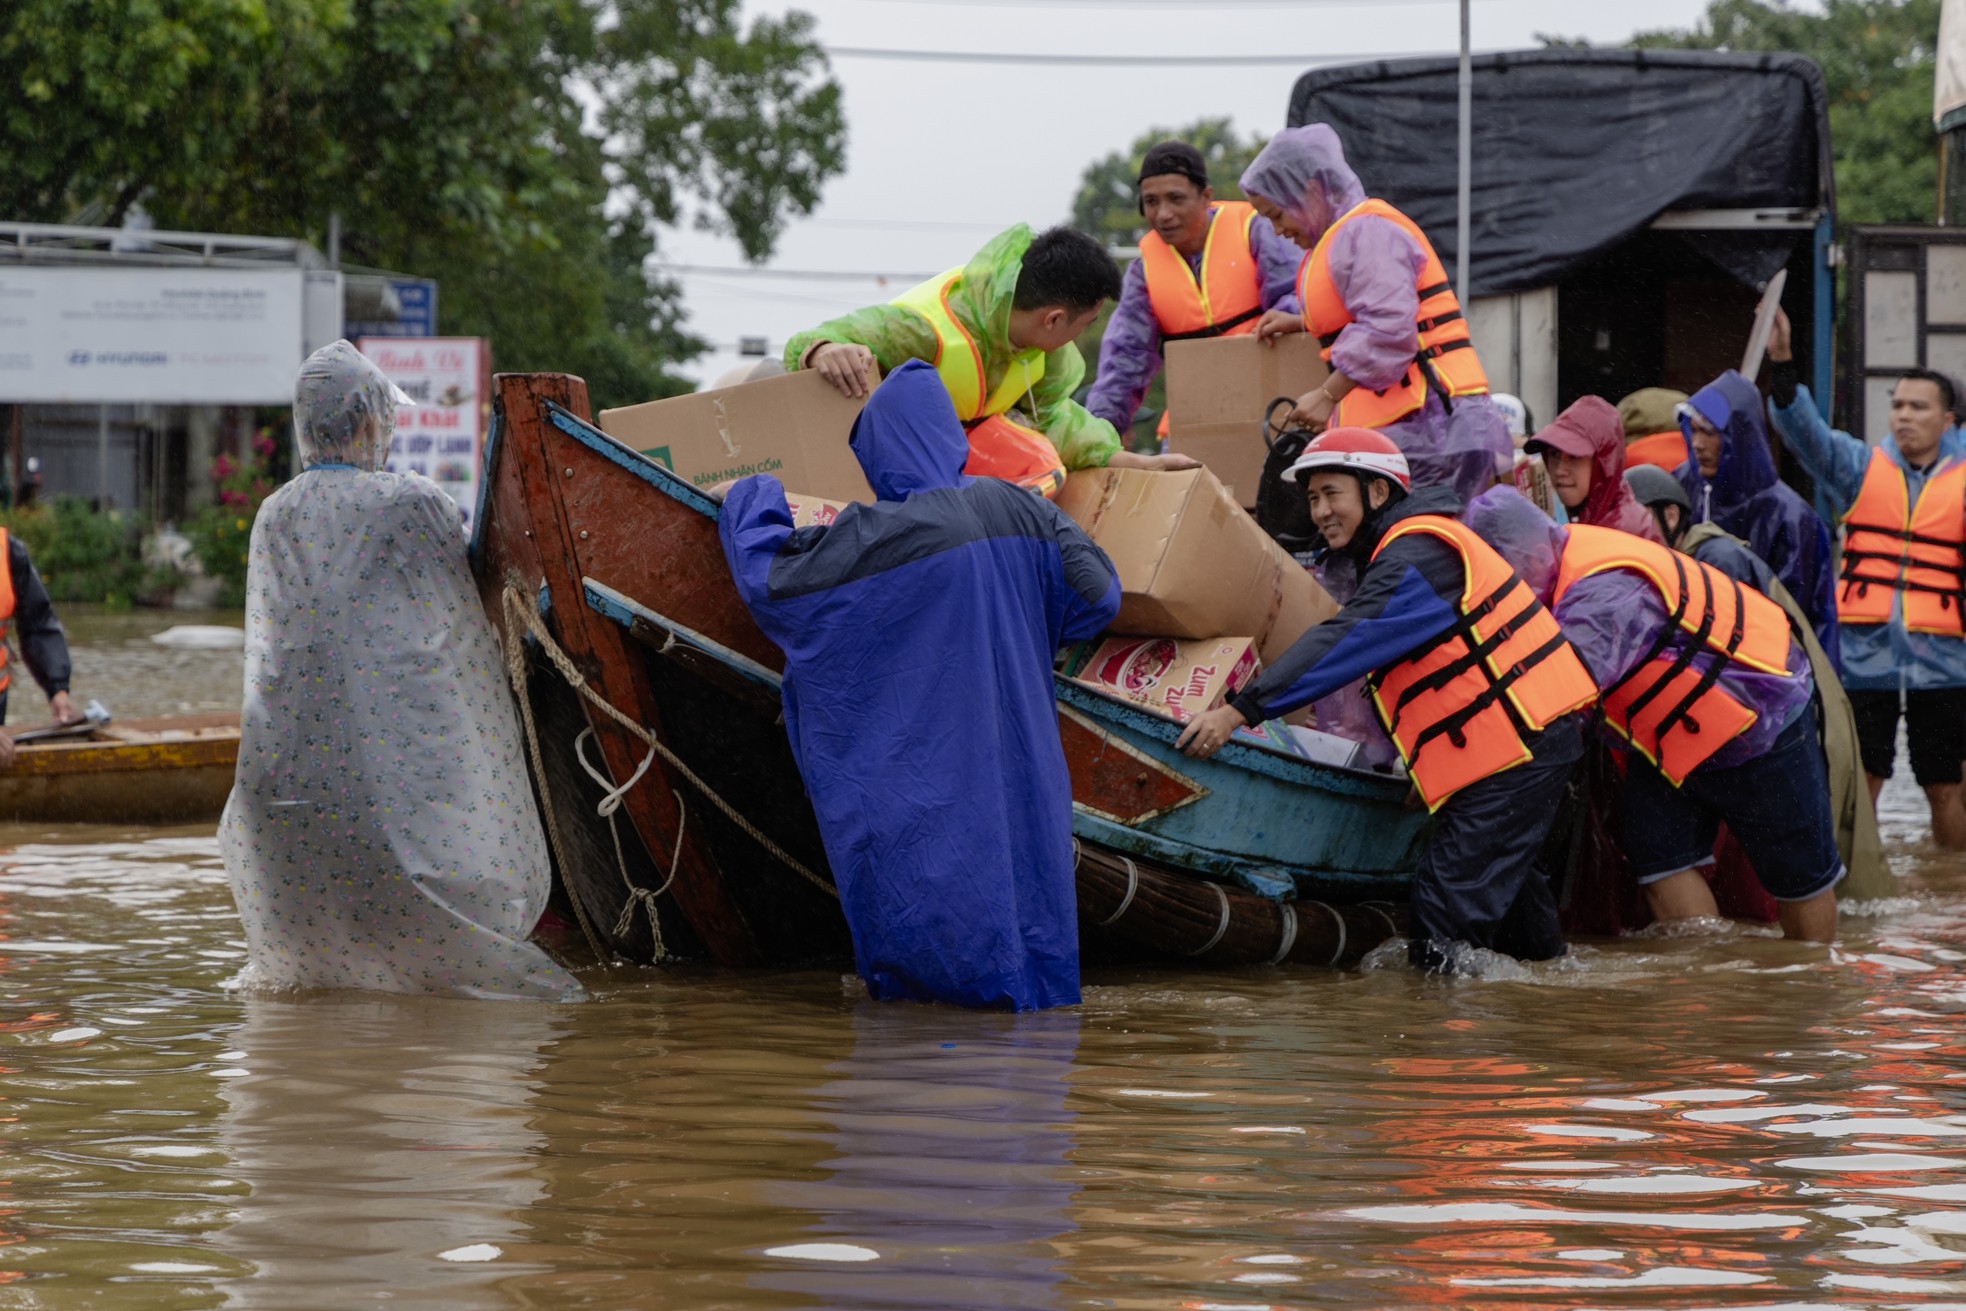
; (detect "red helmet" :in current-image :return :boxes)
[1281,427,1411,491]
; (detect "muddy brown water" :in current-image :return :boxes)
[7,608,1966,1308]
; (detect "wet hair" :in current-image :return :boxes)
[1013,227,1122,314]
[1898,366,1960,416]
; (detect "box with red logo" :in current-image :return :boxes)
[1063,635,1259,723]
[782,492,848,529]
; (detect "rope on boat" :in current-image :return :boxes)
[1322,901,1347,968]
[1187,882,1233,956]
[574,727,678,956]
[1096,854,1141,927]
[1268,902,1298,965]
[502,591,610,962]
[501,586,840,908]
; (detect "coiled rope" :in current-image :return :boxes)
[499,585,837,962]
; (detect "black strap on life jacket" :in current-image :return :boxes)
[1159,304,1265,351]
[1647,573,1750,746]
[1378,576,1528,729]
[1416,309,1465,334]
[1367,571,1569,752]
[1416,279,1454,304]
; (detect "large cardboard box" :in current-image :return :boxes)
[1163,333,1328,506]
[599,370,875,504]
[1057,465,1336,664]
[1063,635,1259,723]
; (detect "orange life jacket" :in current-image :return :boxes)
[1139,202,1264,345]
[1838,447,1966,636]
[1624,431,1689,473]
[0,528,14,697]
[1365,516,1597,811]
[1297,198,1490,429]
[1551,524,1794,785]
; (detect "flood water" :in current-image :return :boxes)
[9,610,1966,1308]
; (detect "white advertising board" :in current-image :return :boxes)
[0,266,306,403]
[358,337,489,530]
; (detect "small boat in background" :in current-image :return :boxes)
[0,713,240,825]
[471,373,1428,975]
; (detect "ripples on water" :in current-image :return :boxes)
[4,748,1966,1306]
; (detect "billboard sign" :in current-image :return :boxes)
[0,266,306,403]
[358,336,489,529]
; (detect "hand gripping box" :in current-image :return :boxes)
[1056,465,1335,665]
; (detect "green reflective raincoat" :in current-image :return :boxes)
[783,225,1123,472]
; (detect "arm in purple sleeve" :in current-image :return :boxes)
[1249,214,1304,314]
[1086,259,1164,431]
[1551,573,1669,690]
[1325,216,1424,392]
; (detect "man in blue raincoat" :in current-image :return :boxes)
[1763,307,1966,848]
[1676,369,1839,666]
[718,360,1122,1010]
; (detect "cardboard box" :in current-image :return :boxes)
[1064,635,1259,723]
[599,370,875,504]
[1230,719,1361,769]
[1163,333,1328,506]
[1056,465,1336,664]
[1512,451,1560,519]
[783,493,847,529]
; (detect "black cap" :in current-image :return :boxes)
[1624,463,1690,512]
[1137,141,1208,191]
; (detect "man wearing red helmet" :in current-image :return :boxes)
[1177,429,1598,972]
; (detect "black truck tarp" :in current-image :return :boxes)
[1288,49,1833,298]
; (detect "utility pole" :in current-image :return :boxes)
[1456,0,1472,303]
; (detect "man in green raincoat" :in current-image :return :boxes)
[786,225,1200,487]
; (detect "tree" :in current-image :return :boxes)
[1070,118,1269,248]
[0,0,848,409]
[1631,0,1941,225]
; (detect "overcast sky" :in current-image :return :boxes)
[665,0,1719,387]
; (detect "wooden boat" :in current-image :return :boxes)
[470,373,1428,974]
[0,712,241,824]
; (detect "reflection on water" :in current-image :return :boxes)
[2,761,1966,1306]
[211,996,562,1308]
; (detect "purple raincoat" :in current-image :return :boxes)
[1676,371,1840,667]
[1240,125,1513,507]
[1467,486,1812,772]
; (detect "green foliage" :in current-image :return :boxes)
[1630,0,1942,224]
[182,433,280,608]
[1,500,149,609]
[1071,118,1270,248]
[0,0,848,410]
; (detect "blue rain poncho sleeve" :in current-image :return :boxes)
[720,361,1120,1011]
[220,341,582,1001]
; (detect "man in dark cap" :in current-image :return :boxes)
[1086,140,1306,440]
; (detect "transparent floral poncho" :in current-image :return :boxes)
[220,341,582,1000]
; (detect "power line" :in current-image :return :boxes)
[850,0,1495,6]
[809,216,1010,232]
[823,45,1460,66]
[658,262,937,282]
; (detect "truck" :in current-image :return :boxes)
[1289,48,1835,435]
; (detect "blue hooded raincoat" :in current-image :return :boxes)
[1677,370,1840,667]
[719,361,1122,1011]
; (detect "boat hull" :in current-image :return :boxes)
[472,373,1424,971]
[0,713,240,825]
